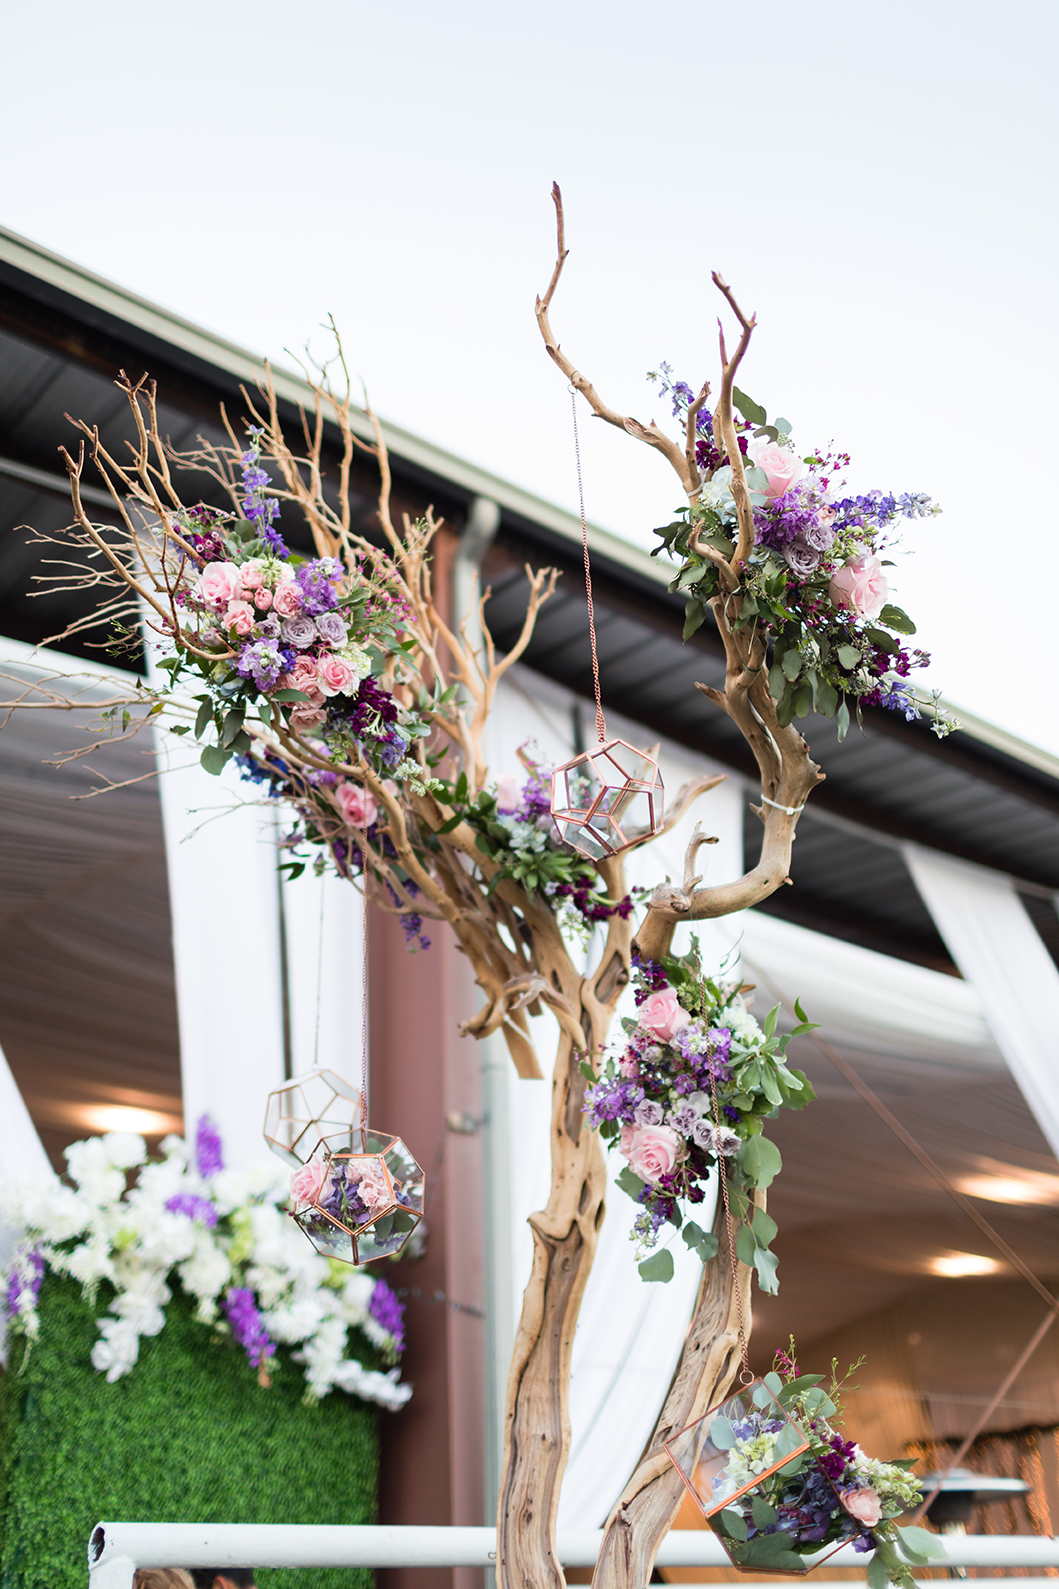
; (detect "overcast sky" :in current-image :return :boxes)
[3,0,1056,751]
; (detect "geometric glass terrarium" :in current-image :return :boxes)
[287,1128,425,1267]
[664,1379,857,1575]
[263,1067,366,1168]
[550,738,663,860]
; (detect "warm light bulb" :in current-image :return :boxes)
[927,1252,1002,1278]
[79,1104,180,1136]
[956,1169,1059,1206]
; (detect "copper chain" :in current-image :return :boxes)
[569,386,607,744]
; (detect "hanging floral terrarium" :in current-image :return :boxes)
[263,1067,365,1166]
[549,387,664,860]
[550,738,664,860]
[287,1129,425,1265]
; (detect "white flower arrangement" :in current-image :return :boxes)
[1,1123,411,1412]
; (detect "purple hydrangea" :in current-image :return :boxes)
[166,1193,219,1227]
[195,1114,224,1177]
[224,1286,276,1369]
[5,1250,45,1319]
[237,639,285,692]
[368,1277,406,1352]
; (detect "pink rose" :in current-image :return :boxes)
[841,1488,882,1527]
[349,1160,392,1210]
[317,653,357,697]
[290,705,326,734]
[253,587,273,611]
[829,554,888,620]
[196,561,243,609]
[639,987,692,1044]
[223,600,256,636]
[335,781,378,828]
[272,580,303,617]
[621,1124,684,1184]
[290,1159,329,1206]
[290,656,324,703]
[753,443,803,500]
[239,560,266,592]
[495,774,521,812]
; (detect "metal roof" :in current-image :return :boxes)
[1,222,1057,976]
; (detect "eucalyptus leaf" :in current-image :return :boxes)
[896,1526,947,1562]
[200,744,232,776]
[793,681,813,719]
[194,700,213,740]
[638,1249,674,1284]
[740,1135,782,1188]
[773,417,793,435]
[762,1370,783,1396]
[271,689,313,703]
[617,1164,646,1201]
[879,603,917,635]
[781,648,802,682]
[718,1507,748,1542]
[753,1246,780,1294]
[836,699,851,742]
[751,1497,778,1529]
[732,388,767,427]
[709,1414,736,1451]
[837,644,861,670]
[752,1207,778,1245]
[683,600,706,641]
[866,1551,890,1589]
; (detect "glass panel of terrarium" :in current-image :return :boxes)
[292,1207,356,1264]
[664,1380,809,1518]
[708,1453,853,1576]
[356,1206,420,1262]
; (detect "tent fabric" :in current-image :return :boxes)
[903,844,1059,1159]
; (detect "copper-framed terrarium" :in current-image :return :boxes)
[664,1378,854,1575]
[550,738,663,860]
[263,1067,365,1167]
[288,1128,425,1265]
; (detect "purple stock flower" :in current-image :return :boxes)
[368,1277,406,1352]
[224,1286,276,1369]
[166,1193,219,1227]
[237,639,285,691]
[195,1114,224,1177]
[296,559,341,617]
[240,432,288,558]
[5,1250,45,1319]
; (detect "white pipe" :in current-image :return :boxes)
[88,1524,1059,1580]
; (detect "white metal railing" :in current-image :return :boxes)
[87,1523,1059,1589]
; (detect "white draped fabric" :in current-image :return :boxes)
[0,1036,52,1360]
[153,744,288,1169]
[903,844,1059,1159]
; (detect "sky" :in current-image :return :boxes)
[2,0,1056,751]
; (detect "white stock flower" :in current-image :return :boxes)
[63,1238,116,1288]
[0,1176,88,1241]
[331,1359,413,1411]
[178,1231,230,1304]
[65,1139,126,1206]
[102,1132,148,1170]
[91,1316,142,1382]
[263,1295,325,1344]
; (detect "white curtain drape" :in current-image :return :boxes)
[153,743,287,1169]
[903,843,1059,1160]
[0,1035,53,1360]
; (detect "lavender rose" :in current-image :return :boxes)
[315,611,349,647]
[280,615,318,650]
[783,537,821,578]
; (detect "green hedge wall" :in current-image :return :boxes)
[0,1275,378,1589]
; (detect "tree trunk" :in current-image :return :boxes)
[496,1000,610,1589]
[591,1202,756,1589]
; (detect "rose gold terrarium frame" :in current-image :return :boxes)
[550,738,664,860]
[292,1129,425,1266]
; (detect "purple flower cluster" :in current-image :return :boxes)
[236,638,287,692]
[296,558,342,617]
[368,1277,406,1352]
[5,1250,44,1319]
[195,1114,224,1178]
[630,953,668,1006]
[165,1193,219,1227]
[753,483,837,577]
[832,489,933,534]
[224,1286,276,1369]
[584,1075,644,1127]
[240,432,287,558]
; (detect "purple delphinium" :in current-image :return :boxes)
[166,1192,219,1227]
[240,431,287,558]
[237,639,285,692]
[224,1286,276,1369]
[196,1114,225,1177]
[5,1250,45,1319]
[368,1277,406,1352]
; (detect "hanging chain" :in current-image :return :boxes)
[569,386,607,744]
[703,987,753,1383]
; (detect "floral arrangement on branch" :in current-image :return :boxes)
[585,944,815,1283]
[647,369,953,741]
[1,1117,409,1410]
[680,1349,944,1587]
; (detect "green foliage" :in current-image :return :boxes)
[0,1276,378,1589]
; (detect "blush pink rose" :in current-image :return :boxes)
[196,561,243,609]
[349,1161,391,1210]
[317,653,357,697]
[223,600,257,635]
[290,1160,329,1205]
[239,560,266,592]
[335,781,378,828]
[272,580,303,617]
[829,554,888,620]
[639,987,692,1044]
[253,587,273,611]
[291,657,325,705]
[495,773,521,812]
[841,1488,882,1527]
[290,705,326,733]
[753,442,803,500]
[621,1124,684,1184]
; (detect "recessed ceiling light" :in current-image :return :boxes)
[956,1165,1059,1205]
[78,1105,180,1136]
[928,1252,1002,1278]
